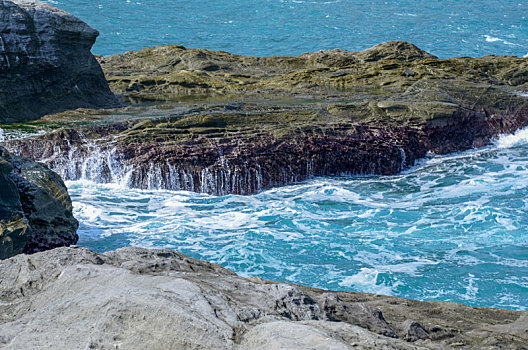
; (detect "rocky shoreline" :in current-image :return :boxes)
[1,247,527,349]
[5,42,528,194]
[1,1,527,349]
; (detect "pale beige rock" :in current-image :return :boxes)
[0,247,526,349]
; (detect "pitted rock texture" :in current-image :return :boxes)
[0,147,78,259]
[0,0,119,123]
[0,247,526,349]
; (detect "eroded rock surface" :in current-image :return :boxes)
[5,42,528,194]
[0,0,119,123]
[0,247,526,349]
[0,147,78,259]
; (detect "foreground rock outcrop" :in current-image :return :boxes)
[0,247,526,349]
[0,147,78,259]
[0,0,119,123]
[6,42,528,194]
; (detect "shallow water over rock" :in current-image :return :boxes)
[68,128,528,310]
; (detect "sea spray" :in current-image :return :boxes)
[67,131,528,310]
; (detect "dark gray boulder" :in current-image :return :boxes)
[0,152,29,258]
[0,0,120,123]
[0,147,78,259]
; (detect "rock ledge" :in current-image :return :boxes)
[0,247,526,349]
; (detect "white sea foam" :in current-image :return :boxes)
[462,274,479,301]
[495,126,528,148]
[74,202,103,223]
[484,34,518,46]
[394,12,417,17]
[61,122,528,310]
[0,128,4,143]
[485,35,501,42]
[339,268,399,295]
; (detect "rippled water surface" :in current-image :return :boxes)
[69,129,528,310]
[45,0,528,58]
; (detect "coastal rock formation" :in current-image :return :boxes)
[5,42,528,194]
[0,0,119,123]
[0,247,526,349]
[99,41,527,99]
[0,147,78,259]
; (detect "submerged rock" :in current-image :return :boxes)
[0,147,78,259]
[0,246,526,349]
[0,0,119,123]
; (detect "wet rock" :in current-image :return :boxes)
[0,0,119,123]
[0,151,29,259]
[0,147,78,259]
[0,247,526,349]
[5,43,528,195]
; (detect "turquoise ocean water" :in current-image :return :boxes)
[46,0,528,58]
[41,0,528,309]
[68,129,528,310]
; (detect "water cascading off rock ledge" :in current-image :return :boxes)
[5,40,528,194]
[4,127,418,195]
[5,102,528,195]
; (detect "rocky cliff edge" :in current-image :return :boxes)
[0,0,120,123]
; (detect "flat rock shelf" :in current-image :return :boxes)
[5,42,528,195]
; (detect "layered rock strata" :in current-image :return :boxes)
[0,147,78,259]
[0,247,526,349]
[0,0,119,123]
[6,42,528,194]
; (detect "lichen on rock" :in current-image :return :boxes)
[0,147,78,259]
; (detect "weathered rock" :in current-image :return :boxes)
[99,41,528,99]
[0,147,78,259]
[0,247,526,349]
[4,42,528,194]
[0,0,119,123]
[401,320,430,342]
[0,151,29,259]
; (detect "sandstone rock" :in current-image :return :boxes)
[0,247,526,349]
[0,147,78,259]
[0,0,119,123]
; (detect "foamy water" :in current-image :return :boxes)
[67,129,528,310]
